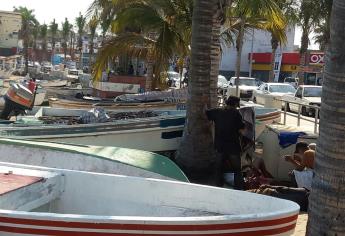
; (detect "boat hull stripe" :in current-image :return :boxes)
[0,215,298,231]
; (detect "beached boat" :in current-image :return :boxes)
[0,108,186,152]
[0,107,280,151]
[49,97,183,111]
[0,162,299,235]
[39,79,68,88]
[0,86,46,107]
[0,138,188,182]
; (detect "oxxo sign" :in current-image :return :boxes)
[309,53,324,65]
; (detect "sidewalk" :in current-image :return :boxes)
[294,213,308,235]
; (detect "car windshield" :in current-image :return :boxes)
[269,85,296,93]
[303,87,322,97]
[285,78,296,83]
[218,76,228,85]
[239,79,256,86]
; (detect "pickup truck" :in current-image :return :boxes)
[226,77,258,100]
[282,85,322,116]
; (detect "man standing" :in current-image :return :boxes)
[206,96,245,189]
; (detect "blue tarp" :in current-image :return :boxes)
[278,132,306,148]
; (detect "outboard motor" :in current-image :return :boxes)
[1,83,36,120]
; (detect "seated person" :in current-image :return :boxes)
[292,150,315,190]
[284,142,311,171]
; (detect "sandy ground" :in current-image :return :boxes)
[294,213,308,235]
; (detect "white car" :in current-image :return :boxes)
[283,85,322,116]
[226,77,258,100]
[284,77,299,88]
[253,83,296,105]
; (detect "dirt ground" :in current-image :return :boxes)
[294,213,308,235]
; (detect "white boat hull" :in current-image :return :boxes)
[0,162,300,236]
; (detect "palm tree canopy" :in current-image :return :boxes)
[13,6,38,38]
[61,18,72,40]
[93,0,192,81]
[76,12,87,35]
[40,24,48,39]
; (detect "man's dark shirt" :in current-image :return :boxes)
[206,107,245,154]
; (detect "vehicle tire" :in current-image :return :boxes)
[302,106,308,116]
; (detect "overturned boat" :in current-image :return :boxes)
[0,162,299,235]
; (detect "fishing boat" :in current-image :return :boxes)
[0,138,188,182]
[39,79,68,88]
[0,162,299,236]
[0,108,186,152]
[49,97,183,111]
[0,106,280,151]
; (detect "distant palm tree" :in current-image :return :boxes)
[40,24,48,61]
[61,18,72,60]
[297,0,319,84]
[313,0,333,51]
[13,6,38,74]
[32,23,40,61]
[76,12,87,69]
[88,14,99,69]
[230,0,286,94]
[268,0,298,82]
[49,19,59,63]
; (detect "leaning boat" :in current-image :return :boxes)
[0,162,299,236]
[0,138,188,182]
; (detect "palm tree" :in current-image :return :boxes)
[306,0,345,234]
[49,19,59,64]
[297,0,319,84]
[313,0,333,51]
[32,23,40,61]
[61,18,72,60]
[40,24,48,61]
[268,0,298,82]
[76,12,87,69]
[93,0,192,90]
[175,0,229,183]
[88,14,99,69]
[229,0,286,95]
[69,29,75,60]
[13,7,38,74]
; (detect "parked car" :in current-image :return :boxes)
[284,77,299,88]
[282,85,322,116]
[226,77,257,100]
[253,83,296,106]
[166,71,180,87]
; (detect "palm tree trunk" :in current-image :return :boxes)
[175,0,220,185]
[235,19,245,97]
[145,52,154,91]
[24,38,29,75]
[89,36,94,69]
[269,35,279,82]
[298,30,309,85]
[306,1,345,234]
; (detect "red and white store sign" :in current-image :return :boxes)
[309,53,324,65]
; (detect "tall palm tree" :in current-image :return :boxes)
[297,0,318,85]
[13,7,38,74]
[61,18,72,60]
[88,14,99,69]
[40,24,48,61]
[230,0,286,95]
[268,0,298,82]
[76,12,87,69]
[313,0,333,51]
[69,29,75,60]
[306,0,345,234]
[175,0,228,183]
[32,23,40,61]
[49,19,59,64]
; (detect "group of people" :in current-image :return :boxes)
[206,96,315,211]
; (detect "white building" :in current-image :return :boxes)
[0,10,21,56]
[220,26,296,77]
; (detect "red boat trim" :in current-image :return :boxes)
[0,215,298,231]
[0,223,296,235]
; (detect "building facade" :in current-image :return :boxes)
[220,26,296,78]
[0,10,21,56]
